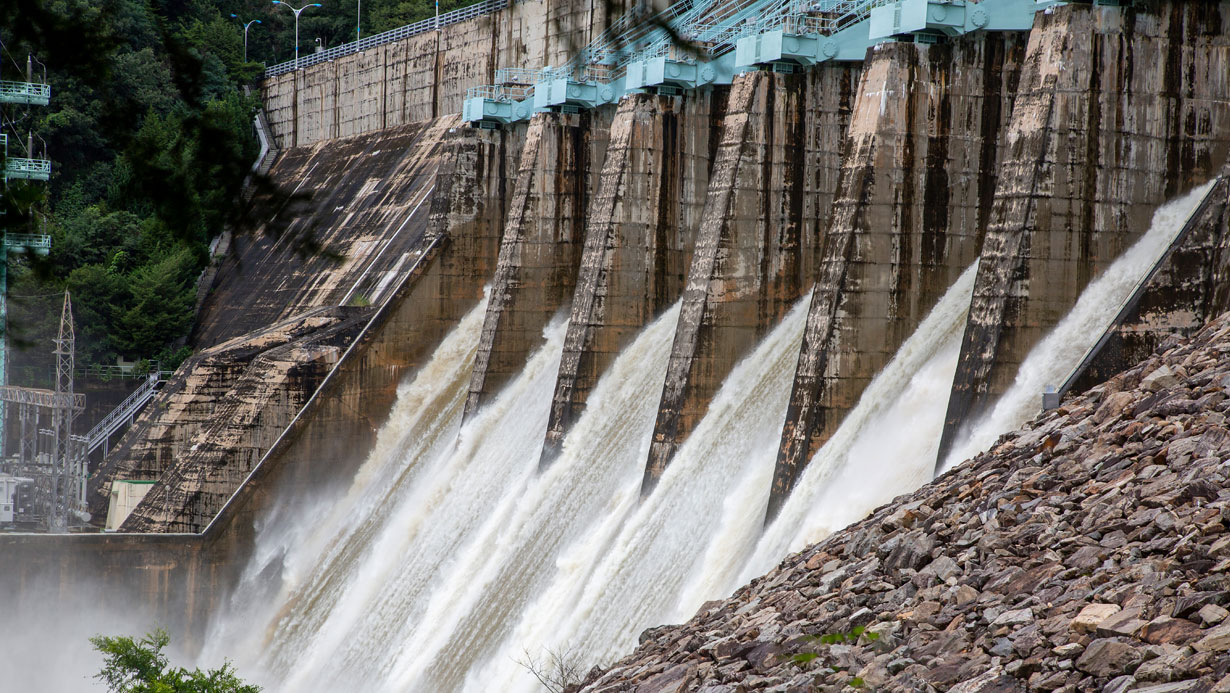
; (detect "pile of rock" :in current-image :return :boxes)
[575,313,1230,692]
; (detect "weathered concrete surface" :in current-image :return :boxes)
[194,117,455,349]
[939,3,1230,468]
[770,35,1027,520]
[1066,171,1230,396]
[89,308,366,525]
[541,90,721,463]
[465,112,600,418]
[117,309,368,533]
[88,123,512,531]
[641,67,858,491]
[262,0,636,147]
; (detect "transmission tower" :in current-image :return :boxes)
[50,291,81,531]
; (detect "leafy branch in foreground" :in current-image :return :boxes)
[90,628,260,693]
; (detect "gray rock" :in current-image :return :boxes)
[1076,639,1144,677]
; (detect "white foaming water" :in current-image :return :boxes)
[745,262,976,578]
[473,294,811,692]
[939,180,1217,472]
[389,302,680,692]
[200,294,490,679]
[210,297,571,692]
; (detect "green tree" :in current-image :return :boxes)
[91,628,261,693]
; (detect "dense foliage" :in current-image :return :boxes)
[1,0,263,382]
[1,0,476,386]
[91,628,261,693]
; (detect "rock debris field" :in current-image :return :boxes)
[576,312,1230,692]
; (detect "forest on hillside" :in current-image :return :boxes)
[0,0,475,387]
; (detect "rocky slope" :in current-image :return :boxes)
[575,311,1230,692]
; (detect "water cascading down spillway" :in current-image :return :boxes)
[465,112,594,419]
[767,32,1026,521]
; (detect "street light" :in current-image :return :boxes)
[229,14,262,62]
[272,1,323,71]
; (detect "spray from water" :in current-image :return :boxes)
[200,295,490,685]
[939,180,1217,472]
[390,302,681,692]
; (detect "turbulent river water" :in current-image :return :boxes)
[180,181,1214,692]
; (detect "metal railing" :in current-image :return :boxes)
[4,234,51,253]
[83,370,172,456]
[0,81,50,105]
[265,0,509,78]
[4,157,51,180]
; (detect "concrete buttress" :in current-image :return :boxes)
[767,36,1027,522]
[1064,171,1230,396]
[541,92,719,464]
[641,68,855,494]
[937,3,1230,469]
[465,112,593,419]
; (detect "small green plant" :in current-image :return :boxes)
[790,626,882,689]
[348,293,372,307]
[819,625,879,645]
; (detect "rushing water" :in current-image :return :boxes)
[193,186,1215,693]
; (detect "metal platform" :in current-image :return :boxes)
[464,0,1064,128]
[0,80,50,107]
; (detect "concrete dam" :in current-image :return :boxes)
[4,1,1230,690]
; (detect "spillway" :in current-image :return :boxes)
[195,183,1213,691]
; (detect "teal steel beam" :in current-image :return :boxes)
[4,158,51,181]
[463,0,1060,128]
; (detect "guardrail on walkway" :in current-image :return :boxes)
[264,0,509,78]
[84,370,173,457]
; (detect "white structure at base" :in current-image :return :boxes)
[0,473,30,523]
[105,480,156,531]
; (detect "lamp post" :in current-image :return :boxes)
[272,1,323,70]
[357,0,361,42]
[230,15,262,62]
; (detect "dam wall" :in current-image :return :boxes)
[939,3,1230,464]
[90,120,513,533]
[261,0,634,147]
[768,34,1027,517]
[10,2,1230,670]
